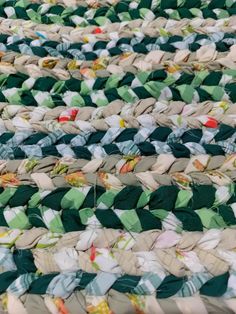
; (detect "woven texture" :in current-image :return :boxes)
[0,0,236,313]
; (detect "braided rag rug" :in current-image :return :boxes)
[1,0,236,313]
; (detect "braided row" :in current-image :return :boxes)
[0,0,235,27]
[2,292,236,314]
[0,165,235,189]
[0,100,233,126]
[18,0,236,10]
[2,17,236,43]
[0,126,232,142]
[1,69,236,93]
[0,125,235,158]
[1,125,236,144]
[1,32,236,60]
[0,154,233,175]
[0,184,233,232]
[0,269,234,299]
[0,153,236,189]
[2,79,236,107]
[0,111,232,131]
[0,135,236,159]
[1,226,236,250]
[0,227,236,277]
[1,70,236,125]
[1,48,235,82]
[29,0,122,8]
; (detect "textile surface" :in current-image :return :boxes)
[0,0,236,313]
